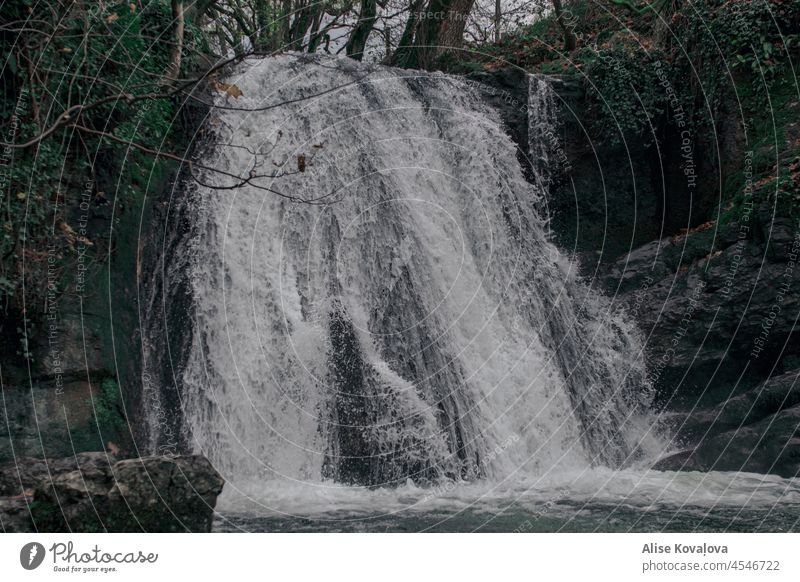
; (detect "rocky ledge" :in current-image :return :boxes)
[654,369,800,477]
[0,453,224,532]
[600,213,800,478]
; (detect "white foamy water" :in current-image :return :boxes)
[217,468,800,518]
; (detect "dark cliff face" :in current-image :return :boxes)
[602,215,800,477]
[0,164,174,463]
[546,77,746,267]
[467,68,533,182]
[0,84,213,464]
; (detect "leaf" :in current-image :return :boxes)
[59,221,76,241]
[211,79,243,98]
[16,192,25,201]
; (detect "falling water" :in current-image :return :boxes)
[146,54,661,491]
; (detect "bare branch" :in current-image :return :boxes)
[71,124,334,205]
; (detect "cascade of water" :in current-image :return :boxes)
[145,54,658,489]
[527,73,559,194]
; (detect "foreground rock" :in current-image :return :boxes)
[0,453,224,532]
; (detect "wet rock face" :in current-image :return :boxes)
[602,216,800,477]
[694,404,800,477]
[602,216,800,409]
[655,370,800,476]
[467,68,530,170]
[671,370,800,443]
[0,453,224,532]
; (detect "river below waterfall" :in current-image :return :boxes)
[212,469,800,532]
[144,54,800,533]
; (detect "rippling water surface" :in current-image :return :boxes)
[214,469,800,532]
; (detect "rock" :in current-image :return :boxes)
[0,379,128,464]
[0,457,49,497]
[468,68,529,151]
[603,221,800,477]
[602,239,674,295]
[0,497,33,532]
[676,370,800,441]
[109,456,224,532]
[651,375,800,477]
[651,449,705,472]
[693,404,800,478]
[0,453,223,532]
[602,225,800,409]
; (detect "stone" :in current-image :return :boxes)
[0,497,33,532]
[676,370,800,441]
[602,227,800,410]
[0,453,223,532]
[651,449,705,472]
[693,405,800,478]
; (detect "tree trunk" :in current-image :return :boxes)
[345,0,378,61]
[551,0,576,52]
[288,1,317,49]
[399,0,475,69]
[390,0,426,66]
[165,0,184,82]
[280,0,292,47]
[254,0,272,51]
[187,0,216,24]
[307,8,323,52]
[429,0,476,65]
[494,0,501,43]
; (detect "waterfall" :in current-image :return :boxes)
[527,74,559,195]
[146,54,659,488]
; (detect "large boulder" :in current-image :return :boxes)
[0,453,223,532]
[654,370,800,476]
[0,497,34,532]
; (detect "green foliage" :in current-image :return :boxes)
[449,0,799,238]
[677,0,800,94]
[575,0,797,145]
[579,44,673,144]
[0,1,199,346]
[723,64,800,224]
[91,378,126,435]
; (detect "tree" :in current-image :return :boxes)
[391,0,477,69]
[165,0,185,82]
[551,0,576,52]
[494,0,502,43]
[345,0,379,60]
